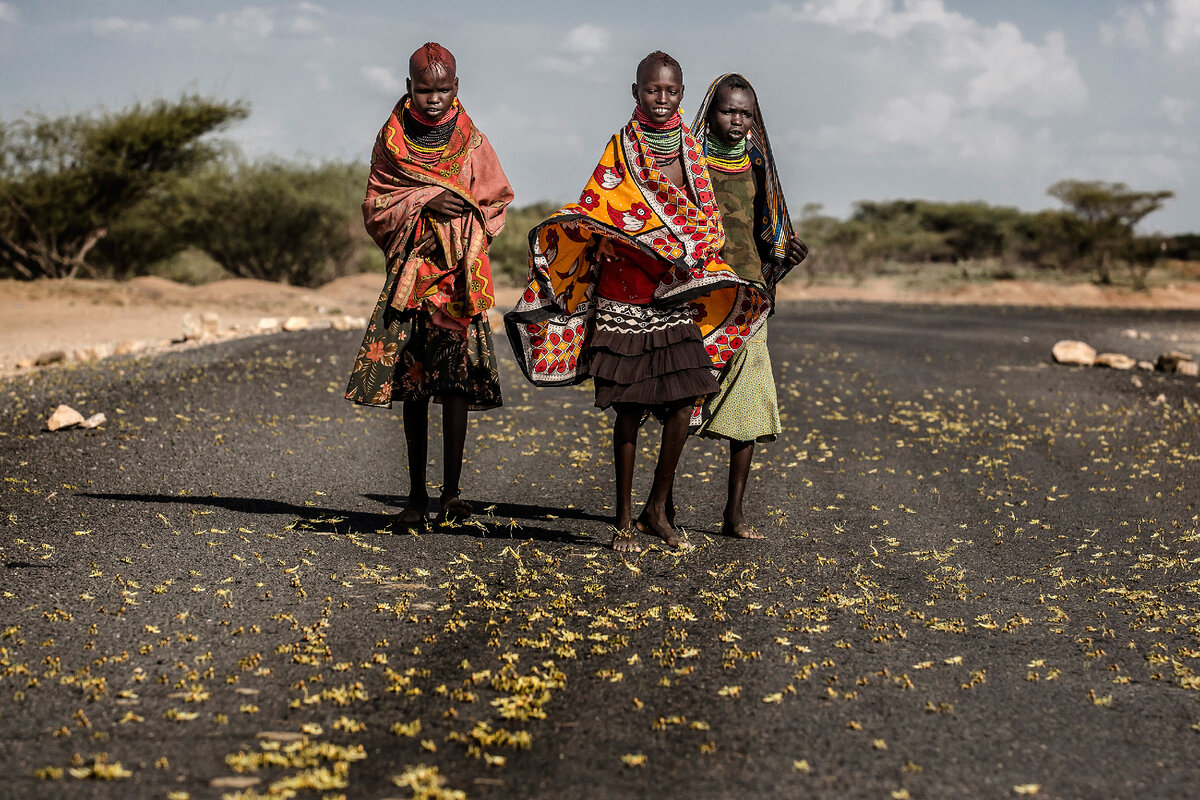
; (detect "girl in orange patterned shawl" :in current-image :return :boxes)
[346,43,514,527]
[505,52,771,552]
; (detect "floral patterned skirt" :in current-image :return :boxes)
[345,306,503,411]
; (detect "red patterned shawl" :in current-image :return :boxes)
[363,98,514,330]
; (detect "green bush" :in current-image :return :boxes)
[489,202,560,285]
[178,160,368,287]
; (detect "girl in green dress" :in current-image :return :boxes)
[690,73,808,538]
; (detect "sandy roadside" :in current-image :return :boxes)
[2,273,1199,376]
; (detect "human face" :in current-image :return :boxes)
[406,65,459,122]
[707,86,755,146]
[632,63,684,125]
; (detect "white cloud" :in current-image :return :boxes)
[562,24,610,56]
[875,92,956,147]
[362,65,404,96]
[1099,2,1155,49]
[808,92,1025,167]
[782,0,1087,117]
[168,16,204,32]
[957,28,1086,117]
[1164,0,1200,55]
[0,2,17,24]
[537,23,612,76]
[217,6,275,39]
[291,4,328,35]
[291,15,324,35]
[91,17,151,36]
[777,0,974,38]
[1161,95,1193,126]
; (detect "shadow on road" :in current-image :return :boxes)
[365,493,609,525]
[80,492,596,545]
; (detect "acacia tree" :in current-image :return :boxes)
[0,95,247,279]
[1047,179,1173,285]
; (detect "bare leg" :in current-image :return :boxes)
[437,392,472,523]
[400,399,430,523]
[722,439,762,539]
[665,482,676,528]
[637,401,693,549]
[611,405,641,552]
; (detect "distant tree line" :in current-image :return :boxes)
[0,95,1193,289]
[796,181,1187,290]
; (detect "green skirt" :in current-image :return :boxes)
[695,324,779,443]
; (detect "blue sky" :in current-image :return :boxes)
[2,0,1198,233]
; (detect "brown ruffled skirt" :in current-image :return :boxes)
[589,298,719,408]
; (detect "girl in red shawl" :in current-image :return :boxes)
[346,43,514,527]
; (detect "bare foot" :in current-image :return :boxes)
[722,521,764,539]
[436,495,472,525]
[636,512,692,550]
[611,527,642,553]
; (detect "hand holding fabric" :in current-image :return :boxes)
[425,189,470,219]
[785,235,809,267]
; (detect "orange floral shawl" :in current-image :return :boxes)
[363,98,513,330]
[504,113,771,420]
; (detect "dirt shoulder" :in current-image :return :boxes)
[2,274,1198,375]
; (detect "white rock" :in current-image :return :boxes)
[80,413,107,429]
[114,340,146,356]
[1137,360,1155,371]
[1156,350,1195,373]
[282,316,310,331]
[1052,340,1096,366]
[331,315,366,331]
[1094,352,1136,370]
[257,317,280,332]
[201,311,221,335]
[1121,329,1139,339]
[181,312,202,339]
[47,404,84,431]
[1179,361,1200,377]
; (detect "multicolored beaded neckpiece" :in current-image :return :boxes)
[704,134,750,173]
[402,99,459,164]
[634,106,683,163]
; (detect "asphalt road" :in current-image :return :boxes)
[1,301,1198,800]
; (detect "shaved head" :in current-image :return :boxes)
[409,42,456,78]
[636,50,682,85]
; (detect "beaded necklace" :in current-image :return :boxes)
[705,134,750,173]
[402,99,459,164]
[633,106,682,163]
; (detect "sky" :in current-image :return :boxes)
[1,0,1198,233]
